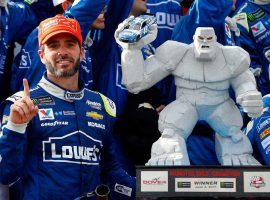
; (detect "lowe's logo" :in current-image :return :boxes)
[43,131,103,165]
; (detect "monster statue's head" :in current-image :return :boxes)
[193,27,217,61]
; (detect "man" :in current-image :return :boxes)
[115,24,263,166]
[0,15,135,200]
[245,94,270,165]
[233,0,270,96]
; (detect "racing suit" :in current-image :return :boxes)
[233,1,270,96]
[11,0,108,93]
[245,94,270,165]
[0,74,135,200]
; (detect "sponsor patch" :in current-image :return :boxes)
[86,100,102,110]
[247,9,265,22]
[256,117,270,132]
[63,111,76,116]
[99,93,116,117]
[86,112,103,120]
[234,13,249,32]
[43,130,102,165]
[65,90,84,100]
[261,136,270,149]
[251,21,266,37]
[41,121,68,127]
[114,183,132,197]
[259,127,270,140]
[141,171,168,192]
[88,122,105,129]
[31,96,55,106]
[244,172,270,192]
[38,108,54,120]
[175,178,236,192]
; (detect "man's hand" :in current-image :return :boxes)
[237,90,263,118]
[114,16,158,50]
[9,79,38,124]
[146,130,190,166]
[215,133,261,166]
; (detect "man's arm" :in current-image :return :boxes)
[172,0,233,43]
[0,79,38,184]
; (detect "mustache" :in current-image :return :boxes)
[56,55,73,63]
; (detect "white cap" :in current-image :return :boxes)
[53,0,65,6]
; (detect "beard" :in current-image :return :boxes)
[45,57,80,78]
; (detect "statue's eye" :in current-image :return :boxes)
[207,36,213,40]
[198,36,204,40]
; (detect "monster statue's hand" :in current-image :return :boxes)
[237,90,263,118]
[215,133,261,166]
[146,129,190,166]
[114,16,157,50]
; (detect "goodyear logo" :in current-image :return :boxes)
[86,112,103,120]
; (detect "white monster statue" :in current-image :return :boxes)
[115,23,263,166]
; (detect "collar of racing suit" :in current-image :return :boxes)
[38,73,85,101]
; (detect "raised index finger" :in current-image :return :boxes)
[23,78,30,97]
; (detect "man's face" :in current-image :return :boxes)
[130,0,147,17]
[39,33,84,78]
[193,27,217,61]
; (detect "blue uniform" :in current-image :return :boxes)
[233,1,270,96]
[0,0,55,102]
[11,0,108,93]
[0,74,135,200]
[172,0,237,46]
[245,94,270,165]
[147,0,182,48]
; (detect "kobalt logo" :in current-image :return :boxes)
[43,131,102,165]
[143,177,167,185]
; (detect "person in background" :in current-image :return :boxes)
[0,0,55,103]
[0,15,135,200]
[245,94,270,165]
[146,0,182,48]
[233,0,270,96]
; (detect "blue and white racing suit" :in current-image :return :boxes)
[245,94,270,165]
[0,74,135,200]
[233,1,270,96]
